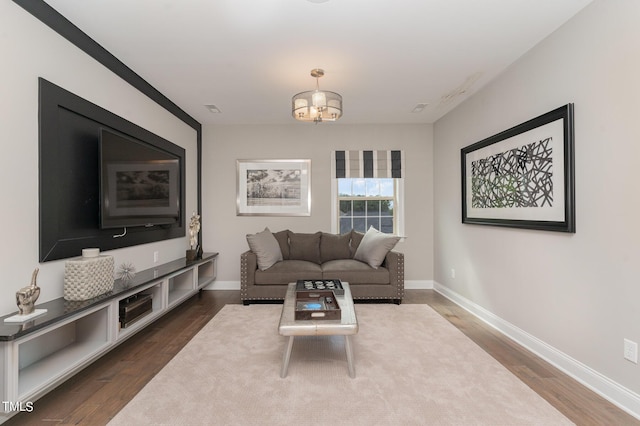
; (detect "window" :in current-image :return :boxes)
[334,178,403,235]
[331,150,404,236]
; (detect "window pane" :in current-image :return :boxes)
[366,200,379,216]
[381,200,393,216]
[352,179,366,196]
[339,200,352,216]
[353,200,365,215]
[353,217,366,233]
[340,218,352,234]
[366,180,380,196]
[381,217,394,233]
[367,217,380,230]
[380,179,394,197]
[338,179,352,196]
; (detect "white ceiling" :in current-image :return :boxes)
[44,0,593,126]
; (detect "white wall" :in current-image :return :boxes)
[434,0,640,414]
[202,123,433,288]
[0,2,198,315]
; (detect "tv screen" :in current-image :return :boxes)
[99,128,181,229]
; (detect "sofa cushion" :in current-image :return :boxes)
[288,231,322,264]
[321,259,390,284]
[254,260,322,284]
[354,226,400,269]
[350,230,365,257]
[320,232,352,263]
[246,227,282,270]
[273,229,290,260]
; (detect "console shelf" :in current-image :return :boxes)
[167,268,196,308]
[0,253,217,422]
[116,281,164,340]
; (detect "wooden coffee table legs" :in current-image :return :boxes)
[280,335,356,378]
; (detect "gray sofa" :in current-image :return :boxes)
[240,229,404,304]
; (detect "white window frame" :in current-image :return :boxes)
[331,177,405,237]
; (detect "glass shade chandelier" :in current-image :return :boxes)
[292,68,342,123]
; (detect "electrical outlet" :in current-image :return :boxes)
[624,339,638,364]
[153,251,159,263]
[450,268,456,279]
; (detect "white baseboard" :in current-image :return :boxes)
[433,281,640,421]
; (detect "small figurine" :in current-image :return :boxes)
[189,212,201,250]
[16,268,41,316]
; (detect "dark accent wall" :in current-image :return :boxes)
[39,78,186,262]
[13,0,204,257]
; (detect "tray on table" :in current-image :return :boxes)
[294,290,341,321]
[296,279,344,296]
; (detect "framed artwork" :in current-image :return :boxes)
[461,104,575,232]
[236,159,311,216]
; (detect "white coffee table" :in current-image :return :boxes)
[278,281,358,378]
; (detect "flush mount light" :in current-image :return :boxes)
[292,68,342,123]
[205,104,221,113]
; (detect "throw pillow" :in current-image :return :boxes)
[350,229,365,257]
[288,231,322,264]
[246,227,283,270]
[353,226,400,269]
[272,229,290,260]
[320,232,352,263]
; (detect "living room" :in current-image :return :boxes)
[2,0,639,424]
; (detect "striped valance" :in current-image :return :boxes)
[333,150,403,179]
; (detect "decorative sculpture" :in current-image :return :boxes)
[187,212,201,261]
[116,262,136,284]
[189,212,201,250]
[16,268,41,316]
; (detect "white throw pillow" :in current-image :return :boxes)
[246,227,283,270]
[354,226,400,269]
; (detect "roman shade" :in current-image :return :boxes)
[333,150,403,178]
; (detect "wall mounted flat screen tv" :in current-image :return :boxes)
[99,128,181,229]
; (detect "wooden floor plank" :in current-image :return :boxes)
[4,290,638,425]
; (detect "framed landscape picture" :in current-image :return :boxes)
[236,159,311,216]
[461,104,575,232]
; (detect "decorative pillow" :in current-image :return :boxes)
[288,231,322,264]
[350,229,365,257]
[246,227,283,270]
[353,226,400,269]
[272,229,290,260]
[320,232,352,263]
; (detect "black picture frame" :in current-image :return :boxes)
[461,104,575,233]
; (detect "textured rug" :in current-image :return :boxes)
[108,304,572,425]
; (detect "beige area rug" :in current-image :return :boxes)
[109,304,572,425]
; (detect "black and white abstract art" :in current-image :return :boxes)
[461,104,575,232]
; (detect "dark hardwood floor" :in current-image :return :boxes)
[6,290,638,425]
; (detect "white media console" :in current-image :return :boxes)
[0,253,218,423]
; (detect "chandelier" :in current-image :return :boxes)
[292,68,342,123]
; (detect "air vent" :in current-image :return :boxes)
[411,103,428,113]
